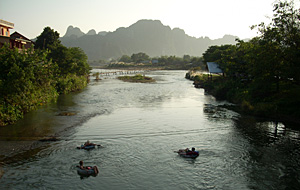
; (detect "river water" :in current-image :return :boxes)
[0,70,300,190]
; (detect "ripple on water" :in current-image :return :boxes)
[1,70,300,190]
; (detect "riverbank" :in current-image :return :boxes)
[186,72,300,126]
[0,91,89,164]
[0,75,88,163]
[2,70,299,189]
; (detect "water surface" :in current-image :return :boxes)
[0,70,299,190]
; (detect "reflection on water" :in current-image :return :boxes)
[0,70,299,190]
[233,116,300,189]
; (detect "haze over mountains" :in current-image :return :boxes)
[60,19,239,61]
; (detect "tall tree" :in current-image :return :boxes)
[35,27,60,50]
[254,0,300,84]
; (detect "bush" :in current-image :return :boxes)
[0,44,89,126]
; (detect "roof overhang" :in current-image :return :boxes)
[14,38,32,43]
[0,19,14,29]
[207,62,223,74]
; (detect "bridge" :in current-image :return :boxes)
[90,69,155,80]
[97,69,145,76]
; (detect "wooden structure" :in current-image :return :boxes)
[0,19,34,50]
[0,19,14,48]
[10,32,35,50]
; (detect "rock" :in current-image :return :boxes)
[57,112,76,116]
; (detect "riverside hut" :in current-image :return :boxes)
[206,62,223,80]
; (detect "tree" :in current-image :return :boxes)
[203,45,234,63]
[35,27,60,50]
[183,55,191,62]
[35,27,89,76]
[131,52,149,63]
[68,47,90,75]
[119,55,131,63]
[254,0,300,84]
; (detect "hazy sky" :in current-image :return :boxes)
[1,0,281,40]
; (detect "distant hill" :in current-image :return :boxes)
[60,19,239,61]
[63,25,85,38]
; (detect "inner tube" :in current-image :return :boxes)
[177,150,199,158]
[77,166,98,176]
[77,144,96,150]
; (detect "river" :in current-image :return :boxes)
[0,70,299,190]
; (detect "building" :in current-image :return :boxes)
[10,31,35,50]
[206,62,223,74]
[0,19,14,48]
[0,19,34,50]
[206,62,224,80]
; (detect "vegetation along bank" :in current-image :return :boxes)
[186,1,300,124]
[0,27,90,126]
[118,74,155,83]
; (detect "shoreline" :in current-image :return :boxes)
[0,120,79,180]
[0,111,82,164]
[187,75,300,127]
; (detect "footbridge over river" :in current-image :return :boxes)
[90,69,156,79]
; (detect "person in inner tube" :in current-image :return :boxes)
[79,161,91,170]
[186,147,196,155]
[82,140,96,148]
[79,161,99,174]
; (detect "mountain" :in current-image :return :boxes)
[64,25,85,38]
[86,29,96,35]
[60,19,239,61]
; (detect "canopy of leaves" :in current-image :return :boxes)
[35,26,90,76]
[35,27,60,50]
[131,52,150,63]
[198,0,300,121]
[0,26,90,126]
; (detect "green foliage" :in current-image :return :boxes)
[183,55,191,62]
[56,74,88,94]
[35,26,60,50]
[92,72,100,80]
[195,0,300,121]
[118,74,155,83]
[0,26,90,126]
[36,27,90,76]
[119,55,132,63]
[110,53,204,70]
[131,52,150,63]
[202,45,235,63]
[0,45,59,126]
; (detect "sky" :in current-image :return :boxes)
[0,0,287,40]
